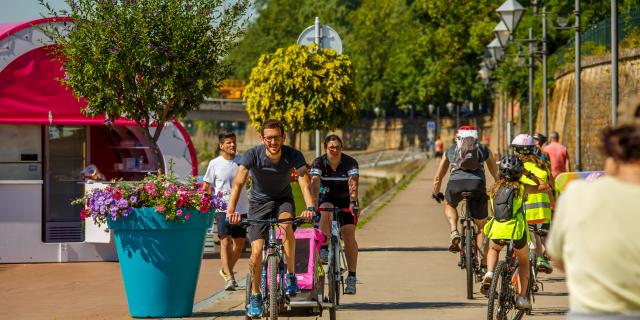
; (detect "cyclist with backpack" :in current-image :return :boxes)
[432,126,499,258]
[511,134,555,273]
[481,155,551,310]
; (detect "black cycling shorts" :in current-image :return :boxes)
[215,212,247,239]
[319,197,355,227]
[247,198,295,242]
[444,179,488,219]
[491,232,527,250]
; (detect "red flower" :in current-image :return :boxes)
[80,209,88,219]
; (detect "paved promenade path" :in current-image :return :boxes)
[196,160,569,319]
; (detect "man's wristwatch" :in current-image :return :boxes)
[307,206,316,212]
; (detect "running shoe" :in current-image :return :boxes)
[536,257,553,274]
[224,277,236,291]
[247,293,263,318]
[480,272,493,295]
[219,268,231,282]
[515,296,532,310]
[286,273,300,296]
[344,275,357,294]
[449,230,461,253]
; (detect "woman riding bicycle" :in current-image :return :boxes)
[481,155,551,310]
[310,134,360,295]
[511,134,555,273]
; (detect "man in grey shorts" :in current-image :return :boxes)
[226,119,316,318]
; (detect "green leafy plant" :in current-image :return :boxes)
[243,44,358,147]
[39,0,249,167]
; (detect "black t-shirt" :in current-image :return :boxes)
[310,153,359,201]
[239,144,307,203]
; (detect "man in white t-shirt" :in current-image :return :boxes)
[203,131,249,291]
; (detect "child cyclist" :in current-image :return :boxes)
[481,155,551,310]
[511,134,555,273]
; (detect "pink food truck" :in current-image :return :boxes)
[0,18,197,263]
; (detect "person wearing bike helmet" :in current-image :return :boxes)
[310,134,360,295]
[482,155,550,310]
[512,134,555,274]
[432,125,499,260]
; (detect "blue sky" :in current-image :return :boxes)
[0,0,255,24]
[0,0,69,24]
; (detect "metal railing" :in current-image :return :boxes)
[553,9,640,66]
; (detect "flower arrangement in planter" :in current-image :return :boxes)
[73,171,227,318]
[75,171,227,225]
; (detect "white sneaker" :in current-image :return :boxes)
[516,296,532,310]
[224,278,236,291]
[480,272,493,295]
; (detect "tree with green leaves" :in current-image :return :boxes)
[243,44,358,147]
[40,0,249,167]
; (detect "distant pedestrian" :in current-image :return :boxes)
[203,131,248,291]
[434,136,444,160]
[544,132,571,178]
[546,123,640,317]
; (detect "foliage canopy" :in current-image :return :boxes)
[243,44,358,137]
[41,0,249,164]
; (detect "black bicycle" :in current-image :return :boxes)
[433,191,483,299]
[241,216,305,320]
[486,219,534,320]
[317,207,352,308]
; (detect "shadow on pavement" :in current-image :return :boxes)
[339,301,485,311]
[533,306,568,316]
[540,276,566,283]
[191,310,246,318]
[535,291,569,297]
[359,246,449,252]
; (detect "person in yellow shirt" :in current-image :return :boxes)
[481,155,550,310]
[511,134,555,273]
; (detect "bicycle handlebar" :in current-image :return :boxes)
[318,207,352,213]
[239,217,308,227]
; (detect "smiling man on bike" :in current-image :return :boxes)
[432,126,499,262]
[226,119,316,318]
[310,135,360,295]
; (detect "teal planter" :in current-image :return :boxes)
[108,208,214,318]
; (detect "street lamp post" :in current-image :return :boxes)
[528,28,534,136]
[575,0,582,171]
[612,0,618,126]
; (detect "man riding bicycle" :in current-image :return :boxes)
[226,119,316,318]
[310,134,360,295]
[432,126,499,263]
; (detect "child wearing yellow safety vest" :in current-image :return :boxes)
[481,155,551,311]
[511,134,556,274]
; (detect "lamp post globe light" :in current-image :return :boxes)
[487,38,504,61]
[493,21,511,48]
[497,0,526,33]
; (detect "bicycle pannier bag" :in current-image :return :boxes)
[454,136,480,171]
[493,185,516,222]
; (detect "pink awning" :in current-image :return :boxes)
[0,18,134,126]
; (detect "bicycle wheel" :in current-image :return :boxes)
[245,273,252,320]
[332,236,341,306]
[465,225,474,299]
[487,261,516,320]
[268,255,279,320]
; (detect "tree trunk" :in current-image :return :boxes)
[141,126,165,174]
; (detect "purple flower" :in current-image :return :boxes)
[108,46,117,54]
[161,65,167,72]
[129,196,137,203]
[153,11,160,17]
[146,44,154,49]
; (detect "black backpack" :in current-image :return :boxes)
[454,137,481,171]
[493,185,517,222]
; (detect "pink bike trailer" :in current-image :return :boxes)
[275,227,326,290]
